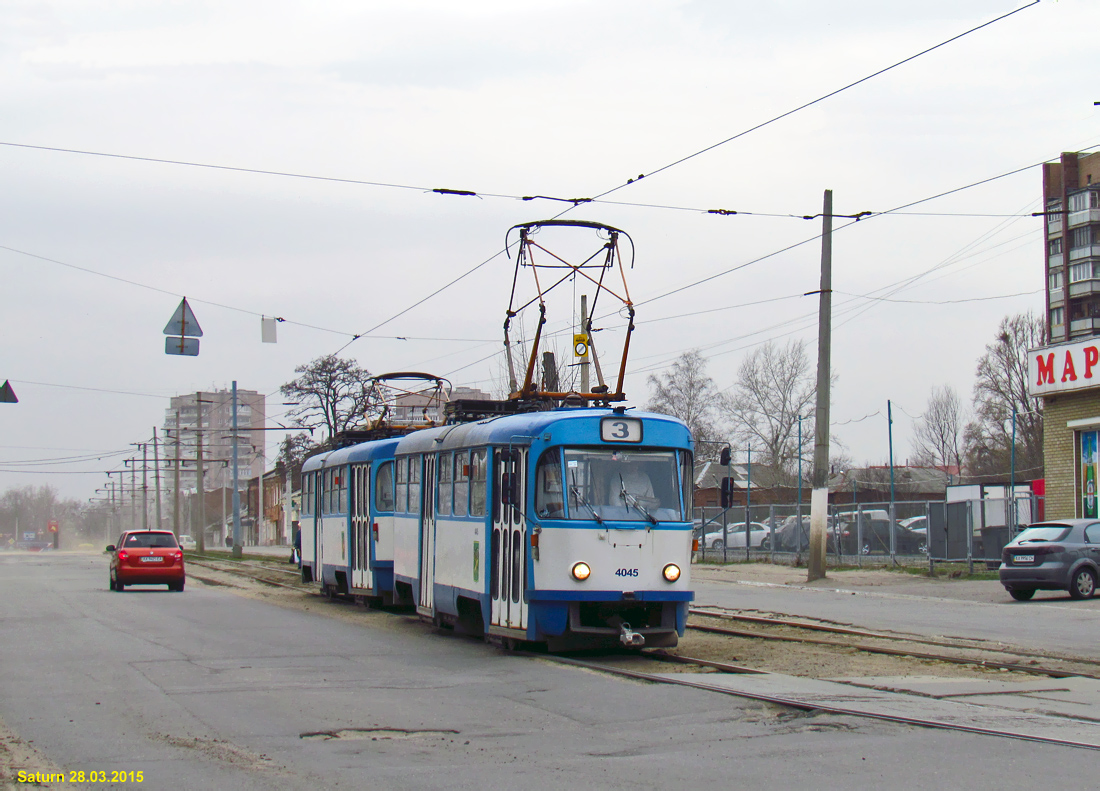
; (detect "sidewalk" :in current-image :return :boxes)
[201,544,295,559]
[692,561,1001,603]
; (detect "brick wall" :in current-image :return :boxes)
[1042,389,1100,518]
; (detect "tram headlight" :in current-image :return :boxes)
[571,561,592,581]
[662,563,681,582]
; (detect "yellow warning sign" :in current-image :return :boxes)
[573,334,589,357]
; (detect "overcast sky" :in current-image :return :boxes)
[2,0,1097,502]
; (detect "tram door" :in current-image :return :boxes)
[491,448,528,631]
[417,456,436,616]
[350,465,369,591]
[315,466,325,583]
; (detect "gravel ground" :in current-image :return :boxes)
[183,558,1049,683]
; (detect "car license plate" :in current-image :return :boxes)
[1013,554,1034,563]
[140,556,164,563]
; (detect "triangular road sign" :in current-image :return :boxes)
[0,380,17,403]
[163,297,203,337]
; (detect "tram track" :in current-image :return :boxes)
[185,554,309,591]
[687,605,1100,680]
[182,558,1100,750]
[531,650,1100,752]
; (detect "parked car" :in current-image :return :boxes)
[999,520,1100,601]
[107,530,186,591]
[178,535,197,550]
[899,516,928,535]
[703,522,771,549]
[832,516,925,555]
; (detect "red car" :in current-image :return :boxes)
[107,531,186,591]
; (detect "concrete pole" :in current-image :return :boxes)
[196,393,206,553]
[173,409,181,538]
[231,381,242,557]
[888,400,896,557]
[807,189,833,582]
[285,467,292,544]
[129,461,137,530]
[257,434,265,546]
[141,443,149,530]
[153,428,163,531]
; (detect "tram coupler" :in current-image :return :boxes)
[619,622,645,647]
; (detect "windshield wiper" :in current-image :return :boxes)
[619,474,657,525]
[570,471,603,525]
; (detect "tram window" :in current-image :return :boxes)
[680,450,693,517]
[437,453,453,515]
[301,474,311,516]
[535,449,565,518]
[408,456,421,515]
[395,458,408,513]
[454,451,469,517]
[336,470,347,514]
[470,449,487,517]
[375,461,395,512]
[359,466,369,518]
[563,449,685,522]
[511,529,521,603]
[490,527,500,599]
[323,469,332,515]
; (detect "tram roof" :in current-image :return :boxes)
[394,407,691,455]
[301,436,401,472]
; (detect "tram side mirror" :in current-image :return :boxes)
[499,448,520,465]
[719,447,731,466]
[720,477,734,509]
[500,472,519,506]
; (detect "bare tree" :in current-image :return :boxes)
[280,355,382,440]
[722,340,817,477]
[963,311,1044,480]
[911,385,964,472]
[276,432,322,470]
[646,350,723,454]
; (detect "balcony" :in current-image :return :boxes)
[1069,281,1100,298]
[1049,286,1064,304]
[1069,245,1100,262]
[1068,208,1100,227]
[1070,318,1100,336]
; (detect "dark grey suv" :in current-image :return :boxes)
[999,520,1100,601]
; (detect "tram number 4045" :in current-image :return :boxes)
[615,568,639,577]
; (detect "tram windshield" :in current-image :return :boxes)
[536,448,686,522]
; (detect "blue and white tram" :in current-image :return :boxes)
[300,438,400,604]
[391,406,694,650]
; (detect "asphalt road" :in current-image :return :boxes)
[2,552,1098,790]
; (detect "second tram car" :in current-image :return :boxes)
[300,405,694,650]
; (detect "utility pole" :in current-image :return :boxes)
[745,447,752,562]
[196,393,206,553]
[888,400,896,556]
[142,442,149,530]
[153,428,163,531]
[129,462,137,529]
[580,294,590,393]
[231,381,243,558]
[808,189,833,582]
[173,409,181,538]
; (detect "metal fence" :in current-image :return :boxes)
[692,495,1044,569]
